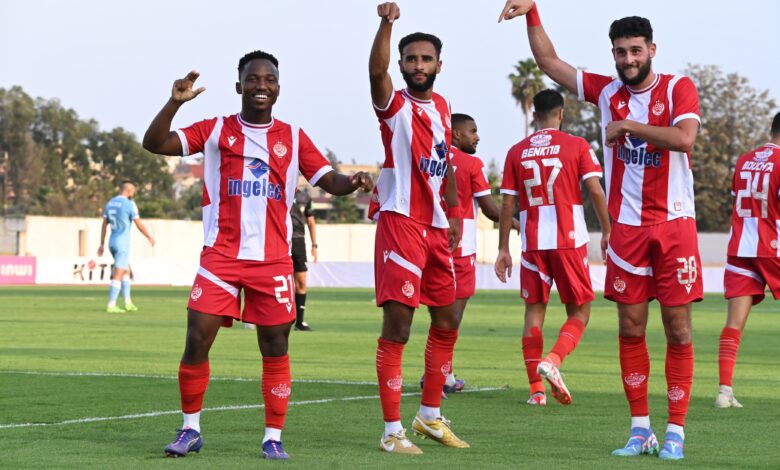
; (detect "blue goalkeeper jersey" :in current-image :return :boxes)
[103,196,139,249]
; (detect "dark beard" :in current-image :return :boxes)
[402,71,437,93]
[616,58,652,86]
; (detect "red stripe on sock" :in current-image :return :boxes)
[422,326,458,407]
[522,327,544,387]
[718,327,741,387]
[377,338,405,422]
[619,336,649,417]
[179,361,210,414]
[666,343,694,427]
[262,355,291,430]
[550,317,586,366]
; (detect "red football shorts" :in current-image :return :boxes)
[605,217,703,307]
[374,211,456,308]
[520,244,594,305]
[187,247,296,327]
[453,255,477,299]
[724,255,780,304]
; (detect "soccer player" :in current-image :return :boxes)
[499,1,702,460]
[423,113,520,395]
[495,89,609,407]
[97,181,155,313]
[369,2,468,454]
[717,112,780,408]
[142,51,372,460]
[290,187,317,331]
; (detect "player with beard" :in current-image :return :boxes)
[499,1,702,460]
[369,2,468,455]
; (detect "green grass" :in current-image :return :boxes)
[0,286,777,469]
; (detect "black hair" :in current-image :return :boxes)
[120,180,135,187]
[609,16,653,44]
[451,113,475,128]
[398,32,443,58]
[533,89,564,119]
[772,112,780,136]
[238,50,279,76]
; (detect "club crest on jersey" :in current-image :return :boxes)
[618,135,661,168]
[754,149,772,162]
[190,284,203,301]
[227,158,283,200]
[530,133,552,147]
[402,280,415,298]
[273,141,288,158]
[613,277,626,293]
[271,383,291,398]
[652,100,665,116]
[667,386,685,402]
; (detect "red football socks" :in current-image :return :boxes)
[522,326,544,388]
[262,355,291,430]
[549,317,586,366]
[421,326,458,407]
[376,337,405,422]
[619,335,650,417]
[179,361,210,414]
[718,327,742,387]
[666,343,694,426]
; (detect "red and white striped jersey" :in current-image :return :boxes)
[501,128,603,251]
[451,147,492,257]
[578,71,700,226]
[177,114,332,262]
[369,89,452,229]
[727,143,780,258]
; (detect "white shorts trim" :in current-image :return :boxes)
[387,251,423,278]
[607,246,654,276]
[725,263,765,284]
[520,257,553,286]
[197,267,239,297]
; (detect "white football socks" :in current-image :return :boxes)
[418,405,439,421]
[444,373,456,387]
[631,416,651,430]
[263,427,282,444]
[384,420,403,438]
[182,412,200,433]
[666,423,685,439]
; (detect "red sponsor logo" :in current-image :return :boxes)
[0,256,36,285]
[386,376,403,391]
[271,383,291,398]
[624,372,646,388]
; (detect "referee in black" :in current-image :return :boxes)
[291,187,318,331]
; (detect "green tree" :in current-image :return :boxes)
[684,64,777,232]
[509,58,546,138]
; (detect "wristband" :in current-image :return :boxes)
[312,244,318,248]
[446,205,461,219]
[526,3,541,27]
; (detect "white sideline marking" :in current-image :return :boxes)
[0,370,378,386]
[0,387,505,430]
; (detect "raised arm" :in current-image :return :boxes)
[583,177,610,261]
[369,3,400,109]
[142,71,206,156]
[499,1,578,94]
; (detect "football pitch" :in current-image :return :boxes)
[0,286,777,469]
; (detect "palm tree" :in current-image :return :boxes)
[509,58,547,137]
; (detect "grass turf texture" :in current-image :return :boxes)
[0,286,777,469]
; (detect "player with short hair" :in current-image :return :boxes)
[97,180,155,313]
[142,50,372,460]
[495,89,610,407]
[369,2,468,454]
[716,112,780,408]
[423,112,519,395]
[500,1,702,460]
[290,187,317,331]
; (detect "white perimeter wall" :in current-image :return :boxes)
[17,216,730,291]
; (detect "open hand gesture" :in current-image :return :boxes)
[171,71,206,104]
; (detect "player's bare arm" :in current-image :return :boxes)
[584,176,610,261]
[369,2,399,109]
[143,71,206,156]
[97,218,109,256]
[134,219,156,247]
[605,118,698,153]
[316,171,374,196]
[494,193,517,282]
[499,1,578,94]
[476,195,520,232]
[306,216,318,262]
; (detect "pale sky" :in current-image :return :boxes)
[2,0,778,168]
